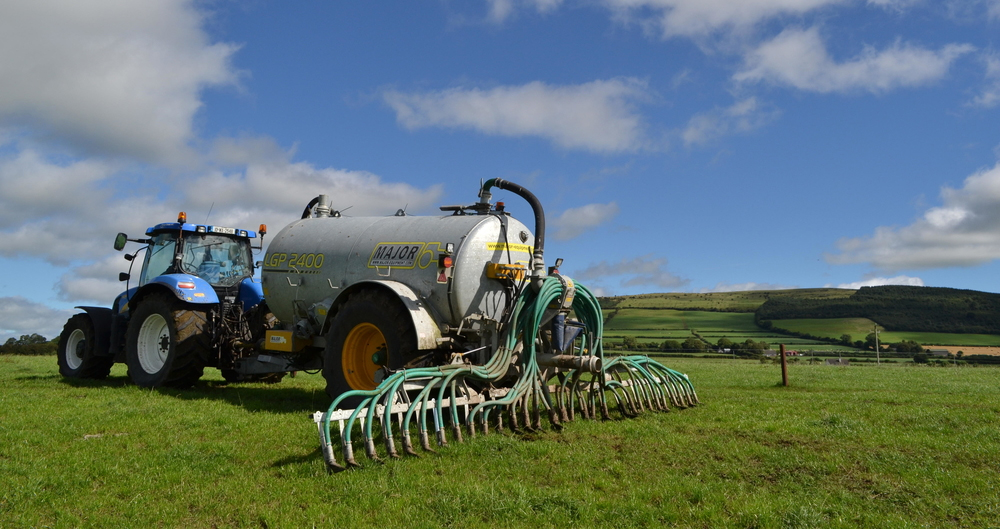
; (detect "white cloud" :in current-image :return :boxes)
[575,254,689,291]
[486,0,563,23]
[827,162,1000,270]
[866,0,920,11]
[0,296,75,344]
[682,97,779,146]
[735,27,974,93]
[602,0,844,38]
[0,0,239,163]
[826,275,924,289]
[0,148,118,230]
[551,202,620,240]
[699,281,796,292]
[383,79,652,152]
[0,146,444,289]
[56,255,133,305]
[971,52,1000,108]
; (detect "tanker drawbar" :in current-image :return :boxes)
[294,179,699,472]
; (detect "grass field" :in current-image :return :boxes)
[772,319,1000,347]
[3,355,999,527]
[603,289,856,312]
[604,309,836,350]
[771,318,881,339]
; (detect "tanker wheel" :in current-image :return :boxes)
[323,289,417,406]
[125,294,208,388]
[57,314,114,379]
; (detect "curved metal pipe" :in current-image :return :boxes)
[481,178,546,285]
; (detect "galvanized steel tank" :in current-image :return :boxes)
[261,210,534,337]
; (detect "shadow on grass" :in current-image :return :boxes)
[58,375,329,415]
[271,446,324,467]
[59,375,131,387]
[169,383,329,414]
[16,374,64,381]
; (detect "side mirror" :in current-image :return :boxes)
[119,272,130,282]
[114,233,128,251]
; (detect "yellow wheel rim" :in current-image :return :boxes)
[342,322,387,390]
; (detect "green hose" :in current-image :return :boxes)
[319,275,699,471]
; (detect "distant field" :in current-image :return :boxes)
[601,291,1000,352]
[924,346,1000,356]
[606,309,761,332]
[602,288,856,312]
[772,318,881,339]
[877,332,1000,346]
[604,309,835,349]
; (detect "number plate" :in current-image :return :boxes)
[209,226,236,235]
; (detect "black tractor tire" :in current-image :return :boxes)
[57,314,114,379]
[125,294,209,388]
[220,369,286,384]
[323,289,418,406]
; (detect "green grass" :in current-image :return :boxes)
[875,332,1000,347]
[3,355,1000,527]
[772,317,881,339]
[605,309,835,349]
[606,309,763,333]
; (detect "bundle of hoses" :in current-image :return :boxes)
[317,277,699,472]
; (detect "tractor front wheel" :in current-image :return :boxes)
[323,289,417,406]
[57,314,113,379]
[125,294,208,388]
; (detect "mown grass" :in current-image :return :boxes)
[3,355,1000,528]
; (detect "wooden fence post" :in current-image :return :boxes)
[780,343,789,387]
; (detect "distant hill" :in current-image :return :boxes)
[599,285,1000,336]
[755,285,1000,335]
[599,288,854,313]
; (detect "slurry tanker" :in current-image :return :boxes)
[58,179,697,471]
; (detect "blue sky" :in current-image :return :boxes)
[2,0,1000,342]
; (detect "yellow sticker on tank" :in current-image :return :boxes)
[486,243,533,253]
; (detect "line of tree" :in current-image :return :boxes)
[0,334,57,355]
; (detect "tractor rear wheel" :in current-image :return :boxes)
[57,314,114,379]
[126,294,208,388]
[323,289,417,406]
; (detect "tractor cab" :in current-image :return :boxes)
[141,230,253,287]
[114,212,266,295]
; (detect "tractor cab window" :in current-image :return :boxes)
[179,234,251,287]
[140,233,177,286]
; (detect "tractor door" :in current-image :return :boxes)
[140,233,179,286]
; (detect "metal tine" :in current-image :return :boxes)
[383,391,403,459]
[530,384,542,431]
[314,411,346,473]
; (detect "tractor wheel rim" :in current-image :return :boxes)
[137,313,170,374]
[65,329,85,370]
[342,322,386,390]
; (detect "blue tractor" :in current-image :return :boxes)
[57,212,280,387]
